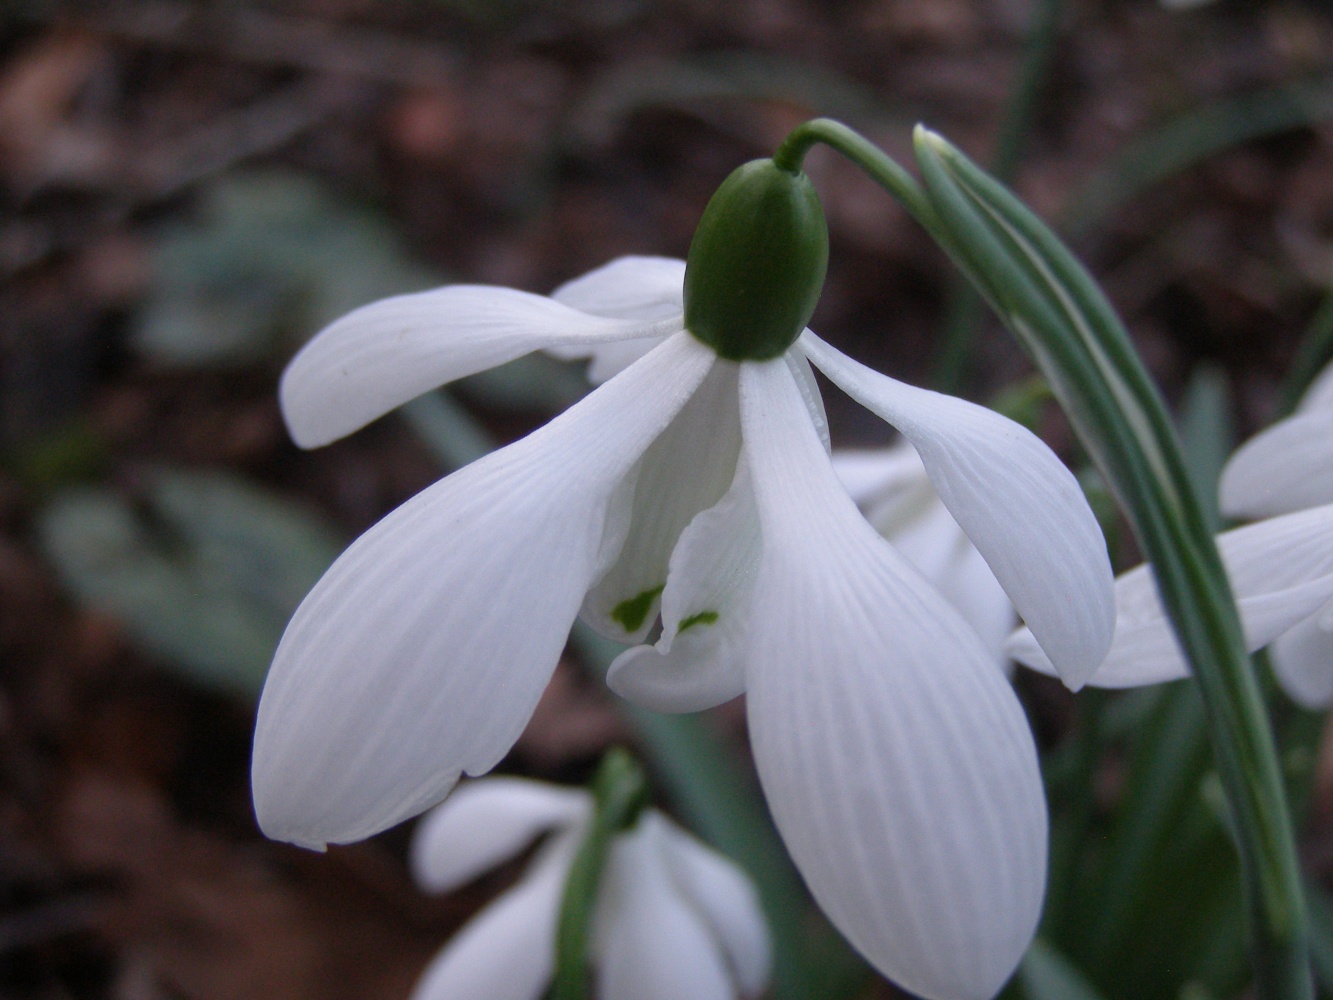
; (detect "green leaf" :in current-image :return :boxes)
[1020,938,1107,1000]
[1065,76,1333,236]
[133,171,439,367]
[37,467,343,694]
[1177,364,1234,533]
[913,127,1311,1000]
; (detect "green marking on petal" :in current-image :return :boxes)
[678,610,719,633]
[611,585,665,633]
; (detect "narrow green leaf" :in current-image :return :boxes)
[1177,364,1233,533]
[1065,77,1333,236]
[1302,877,1333,993]
[1019,938,1107,1000]
[914,127,1311,1000]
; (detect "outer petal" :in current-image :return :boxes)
[900,502,1017,668]
[1219,410,1333,519]
[1010,503,1333,688]
[802,332,1113,689]
[281,284,683,447]
[660,818,772,996]
[739,359,1047,1000]
[1270,608,1333,709]
[410,778,589,893]
[784,349,831,451]
[594,816,738,1000]
[252,333,714,849]
[606,456,758,713]
[580,361,743,644]
[408,833,576,1000]
[831,445,928,506]
[551,256,686,320]
[548,257,686,383]
[834,446,1016,668]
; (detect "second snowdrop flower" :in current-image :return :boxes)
[1008,502,1333,707]
[407,777,770,1000]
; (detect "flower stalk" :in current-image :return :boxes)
[551,748,652,1000]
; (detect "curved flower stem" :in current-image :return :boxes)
[774,116,1313,999]
[551,748,652,1000]
[773,119,939,234]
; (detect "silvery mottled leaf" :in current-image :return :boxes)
[37,467,344,694]
[132,171,439,367]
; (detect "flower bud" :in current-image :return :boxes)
[684,159,829,361]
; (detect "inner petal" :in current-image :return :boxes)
[581,361,743,643]
[606,454,760,713]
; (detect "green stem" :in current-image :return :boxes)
[1281,288,1333,413]
[551,748,651,1000]
[774,118,939,232]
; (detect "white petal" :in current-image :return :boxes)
[252,333,714,849]
[546,257,687,383]
[408,834,575,1000]
[739,359,1047,1000]
[606,455,758,713]
[594,816,738,1000]
[1299,358,1333,412]
[660,818,772,996]
[1270,609,1333,709]
[1219,410,1333,519]
[410,778,589,893]
[837,444,1017,668]
[831,445,928,506]
[1011,504,1333,688]
[551,256,686,320]
[898,503,1017,669]
[281,284,683,447]
[784,349,831,451]
[802,332,1114,689]
[580,361,742,644]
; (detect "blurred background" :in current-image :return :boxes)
[3,1,1333,998]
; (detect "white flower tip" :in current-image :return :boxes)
[912,122,939,145]
[278,363,340,449]
[252,798,331,852]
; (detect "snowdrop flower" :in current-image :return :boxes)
[1220,360,1333,520]
[1007,503,1333,707]
[406,777,769,1000]
[254,158,1115,999]
[832,444,1016,668]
